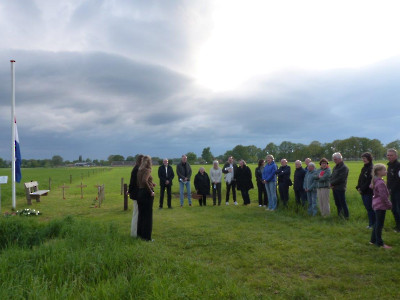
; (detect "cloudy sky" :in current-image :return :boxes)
[1,0,400,161]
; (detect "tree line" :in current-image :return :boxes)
[0,137,398,168]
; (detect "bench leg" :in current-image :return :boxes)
[36,196,41,203]
[27,197,32,205]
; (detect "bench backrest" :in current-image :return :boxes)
[24,181,39,193]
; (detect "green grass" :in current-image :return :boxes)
[0,162,399,299]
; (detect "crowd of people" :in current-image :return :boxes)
[128,149,400,248]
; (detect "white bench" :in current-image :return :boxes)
[24,181,50,205]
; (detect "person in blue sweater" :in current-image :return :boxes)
[262,155,278,211]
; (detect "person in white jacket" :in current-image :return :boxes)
[210,160,222,205]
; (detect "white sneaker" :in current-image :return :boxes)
[225,202,229,205]
[234,201,238,205]
[263,205,267,207]
[266,208,270,211]
[259,205,262,207]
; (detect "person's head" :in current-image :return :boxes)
[266,155,274,164]
[319,158,329,169]
[163,158,168,166]
[295,160,302,169]
[140,155,152,170]
[199,167,205,174]
[308,162,316,171]
[258,159,265,167]
[135,154,144,167]
[281,159,287,166]
[332,152,343,165]
[228,156,233,164]
[181,155,187,163]
[305,158,311,166]
[239,160,246,167]
[361,152,373,164]
[387,149,398,163]
[373,163,387,178]
[213,160,219,169]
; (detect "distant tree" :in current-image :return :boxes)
[0,158,8,168]
[201,147,214,163]
[158,158,164,165]
[263,143,279,157]
[79,155,82,162]
[186,152,197,164]
[92,159,99,165]
[386,140,400,151]
[126,156,135,161]
[108,155,124,162]
[51,155,63,166]
[168,159,174,165]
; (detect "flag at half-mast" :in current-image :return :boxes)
[14,117,22,183]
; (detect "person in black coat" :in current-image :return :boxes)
[276,159,291,207]
[293,160,307,207]
[194,167,210,206]
[386,148,400,232]
[222,156,238,205]
[255,159,268,207]
[128,154,143,237]
[236,160,254,205]
[356,152,374,228]
[158,158,175,209]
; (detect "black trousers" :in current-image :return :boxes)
[294,189,307,206]
[390,190,400,230]
[137,188,154,241]
[240,189,250,205]
[226,181,237,202]
[333,189,349,219]
[198,195,207,206]
[278,184,289,207]
[159,184,172,208]
[257,181,268,206]
[371,210,386,247]
[212,183,222,205]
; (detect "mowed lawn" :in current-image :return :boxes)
[0,162,399,299]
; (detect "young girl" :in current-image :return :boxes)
[370,164,392,248]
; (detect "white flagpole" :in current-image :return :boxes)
[11,60,16,210]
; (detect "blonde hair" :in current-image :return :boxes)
[371,163,386,189]
[139,155,152,170]
[266,154,274,161]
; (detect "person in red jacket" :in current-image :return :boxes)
[370,164,392,249]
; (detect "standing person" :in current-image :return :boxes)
[303,162,318,216]
[176,155,192,207]
[137,155,156,241]
[293,160,307,207]
[370,164,392,249]
[263,155,278,211]
[222,156,238,205]
[356,152,375,229]
[276,159,291,207]
[128,154,143,237]
[194,167,210,206]
[236,160,254,205]
[210,160,222,205]
[305,158,312,171]
[315,158,331,217]
[255,159,268,207]
[386,148,400,232]
[330,152,350,219]
[158,159,175,209]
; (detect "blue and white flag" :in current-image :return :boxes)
[14,118,22,183]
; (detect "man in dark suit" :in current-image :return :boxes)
[158,158,175,209]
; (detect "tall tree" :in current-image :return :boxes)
[201,147,214,163]
[186,152,197,164]
[51,155,63,166]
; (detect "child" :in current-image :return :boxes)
[370,164,392,248]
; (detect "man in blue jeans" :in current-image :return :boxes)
[330,152,350,219]
[387,148,400,232]
[262,155,278,211]
[176,155,192,207]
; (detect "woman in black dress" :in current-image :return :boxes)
[255,159,268,207]
[194,167,210,206]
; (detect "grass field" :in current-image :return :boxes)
[0,162,399,299]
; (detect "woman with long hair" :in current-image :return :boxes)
[128,154,143,237]
[236,160,254,205]
[137,155,156,241]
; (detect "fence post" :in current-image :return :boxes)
[70,174,72,184]
[124,183,128,211]
[121,178,124,195]
[49,177,51,190]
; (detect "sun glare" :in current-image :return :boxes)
[194,0,400,92]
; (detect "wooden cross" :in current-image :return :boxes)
[60,183,70,199]
[93,183,103,207]
[76,182,87,199]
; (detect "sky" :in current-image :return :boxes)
[1,0,400,161]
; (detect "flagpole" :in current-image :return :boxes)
[11,60,16,210]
